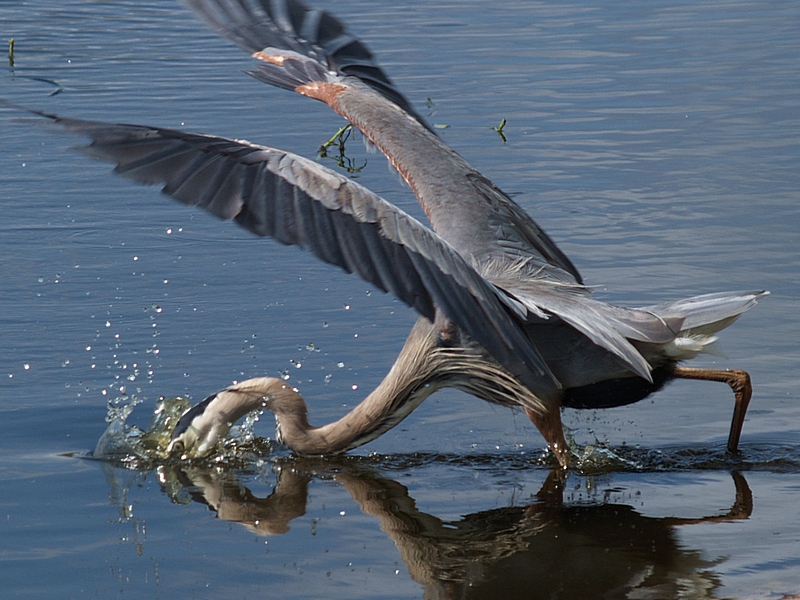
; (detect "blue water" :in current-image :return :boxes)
[2,0,799,597]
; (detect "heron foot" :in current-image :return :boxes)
[672,366,753,452]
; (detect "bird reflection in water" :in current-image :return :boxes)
[132,458,752,600]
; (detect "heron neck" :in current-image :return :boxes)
[274,318,441,454]
[333,82,493,257]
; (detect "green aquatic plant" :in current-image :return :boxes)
[319,124,352,152]
[318,123,366,175]
[492,118,507,143]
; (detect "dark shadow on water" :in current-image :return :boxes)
[85,450,771,600]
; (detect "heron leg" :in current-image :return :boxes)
[524,406,570,469]
[672,366,752,452]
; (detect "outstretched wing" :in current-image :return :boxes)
[185,0,431,131]
[27,107,561,396]
[183,0,583,284]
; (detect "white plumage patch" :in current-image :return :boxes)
[662,334,719,360]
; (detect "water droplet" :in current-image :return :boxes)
[337,362,344,368]
[351,384,358,391]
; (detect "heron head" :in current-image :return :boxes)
[165,392,231,459]
[164,379,278,459]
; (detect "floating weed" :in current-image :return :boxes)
[492,118,507,143]
[318,124,367,175]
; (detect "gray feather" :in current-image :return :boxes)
[644,290,769,334]
[184,0,432,130]
[31,109,561,395]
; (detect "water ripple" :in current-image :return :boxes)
[86,392,800,475]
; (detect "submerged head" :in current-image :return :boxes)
[165,377,289,459]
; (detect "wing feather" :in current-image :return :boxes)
[185,0,431,130]
[183,0,583,282]
[32,109,560,394]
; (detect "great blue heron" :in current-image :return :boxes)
[15,0,766,467]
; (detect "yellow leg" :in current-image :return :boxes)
[672,367,753,452]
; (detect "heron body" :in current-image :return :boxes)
[12,0,766,467]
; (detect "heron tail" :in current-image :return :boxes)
[643,290,768,359]
[645,290,768,334]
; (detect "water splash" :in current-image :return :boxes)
[93,395,189,464]
[92,393,279,468]
[138,396,192,454]
[572,445,642,473]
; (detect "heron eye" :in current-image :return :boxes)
[171,440,185,454]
